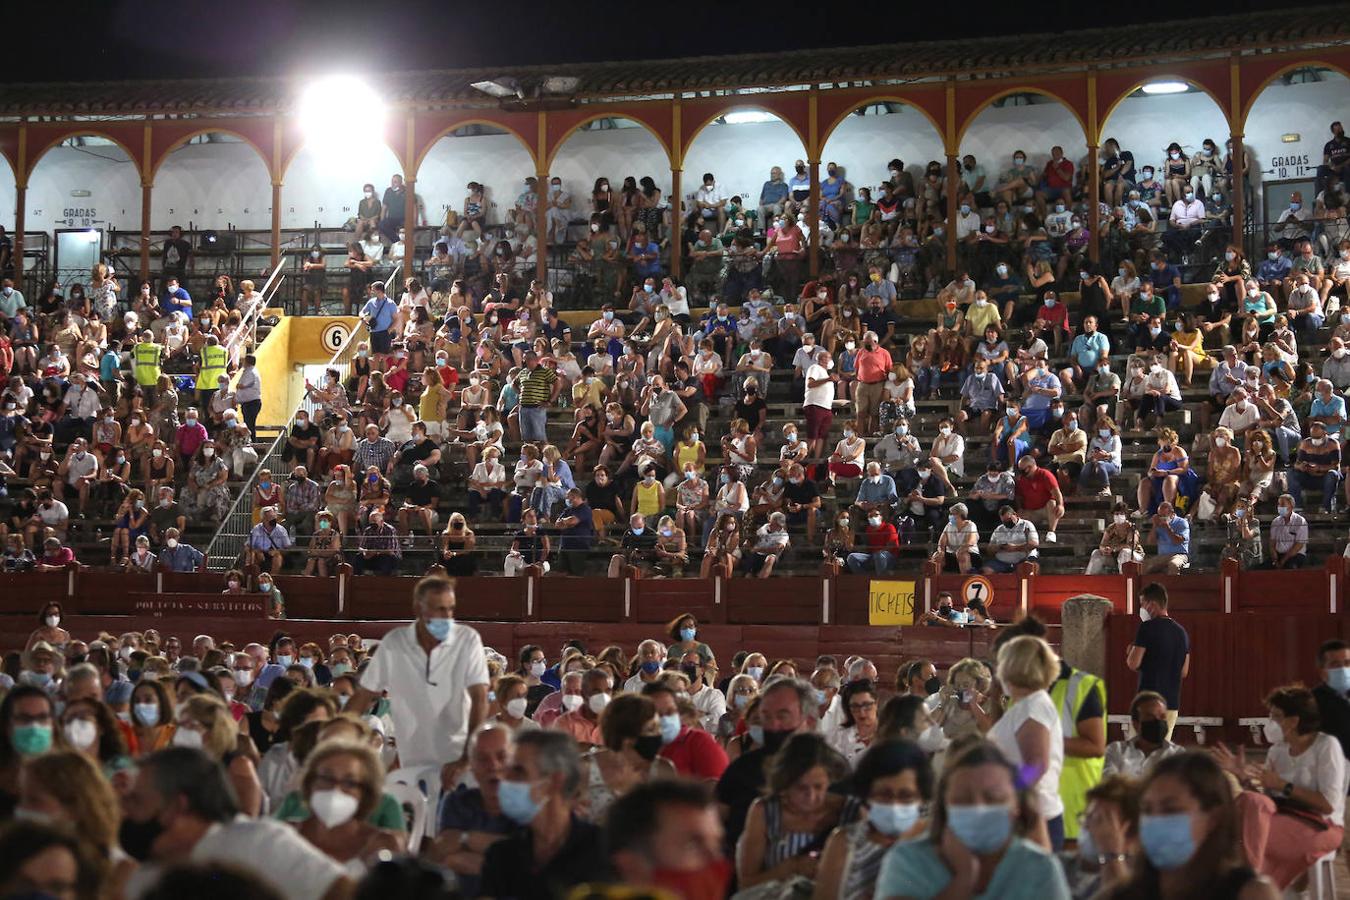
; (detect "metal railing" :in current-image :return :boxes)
[224,266,286,361]
[204,318,368,570]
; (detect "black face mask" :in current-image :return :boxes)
[923,675,942,696]
[119,812,165,862]
[680,663,700,683]
[1138,718,1168,745]
[760,728,792,754]
[633,734,664,761]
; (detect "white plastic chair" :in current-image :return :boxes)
[1305,848,1338,900]
[383,778,428,855]
[385,764,442,846]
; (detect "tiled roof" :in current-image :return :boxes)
[2,5,1346,116]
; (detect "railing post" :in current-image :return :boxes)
[1327,555,1344,615]
[336,563,351,616]
[1221,556,1239,613]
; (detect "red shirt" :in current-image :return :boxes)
[436,364,461,388]
[1044,157,1074,190]
[854,347,894,383]
[863,523,900,552]
[1016,468,1059,511]
[660,727,729,780]
[1034,302,1070,333]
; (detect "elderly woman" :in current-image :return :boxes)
[814,741,933,900]
[737,733,850,889]
[293,738,404,868]
[176,693,263,816]
[1203,425,1243,517]
[181,440,231,523]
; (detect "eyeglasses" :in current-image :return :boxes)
[312,773,365,793]
[848,701,877,713]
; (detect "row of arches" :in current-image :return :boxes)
[0,53,1346,283]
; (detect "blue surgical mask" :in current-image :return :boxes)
[133,703,160,726]
[812,689,827,706]
[748,724,765,745]
[659,712,682,744]
[1139,813,1197,870]
[425,617,453,641]
[1328,666,1350,694]
[498,779,543,824]
[276,654,293,667]
[679,627,697,642]
[640,660,662,676]
[946,803,1013,853]
[869,801,922,837]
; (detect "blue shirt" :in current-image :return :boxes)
[1148,263,1182,305]
[788,172,812,197]
[99,350,121,382]
[158,542,204,572]
[1311,394,1348,438]
[560,502,594,550]
[361,295,397,333]
[630,240,661,277]
[1257,255,1292,282]
[759,179,789,206]
[876,836,1070,900]
[1070,331,1109,368]
[855,474,899,505]
[248,522,293,551]
[1022,370,1061,411]
[1156,514,1190,556]
[164,287,193,316]
[437,786,514,898]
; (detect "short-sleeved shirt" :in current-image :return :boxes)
[358,621,489,768]
[875,836,1071,900]
[1132,615,1189,709]
[803,363,835,409]
[988,689,1064,819]
[660,726,729,780]
[1015,468,1058,512]
[518,365,558,406]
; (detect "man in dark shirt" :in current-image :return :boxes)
[0,226,12,280]
[479,731,606,900]
[1127,582,1190,739]
[553,489,595,575]
[161,225,192,282]
[861,297,899,348]
[539,307,571,346]
[1318,120,1349,195]
[781,462,821,539]
[715,678,815,853]
[608,512,658,577]
[673,361,707,432]
[1313,639,1350,760]
[379,174,409,243]
[1130,315,1172,355]
[1146,253,1183,310]
[397,464,440,539]
[433,723,515,897]
[283,411,320,470]
[397,423,442,474]
[583,466,623,541]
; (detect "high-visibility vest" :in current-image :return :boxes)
[1051,667,1106,839]
[196,344,228,390]
[132,341,162,386]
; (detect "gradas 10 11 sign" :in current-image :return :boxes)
[1268,153,1314,180]
[868,579,916,625]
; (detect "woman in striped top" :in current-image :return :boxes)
[736,732,850,889]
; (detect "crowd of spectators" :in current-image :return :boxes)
[0,577,1343,900]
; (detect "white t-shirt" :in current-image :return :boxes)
[1218,402,1261,433]
[940,519,980,553]
[1268,731,1346,827]
[987,690,1064,820]
[125,817,345,900]
[359,621,490,768]
[690,683,726,732]
[803,363,835,409]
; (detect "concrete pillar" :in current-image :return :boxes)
[1060,594,1114,678]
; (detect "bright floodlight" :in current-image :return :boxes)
[1141,81,1188,95]
[723,110,779,125]
[300,75,384,142]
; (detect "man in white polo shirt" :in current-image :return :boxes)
[348,574,489,789]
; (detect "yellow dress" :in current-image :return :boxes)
[1174,330,1212,369]
[675,440,703,474]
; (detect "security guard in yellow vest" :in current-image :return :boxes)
[1050,661,1106,840]
[132,331,163,404]
[196,334,228,408]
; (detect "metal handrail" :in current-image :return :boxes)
[204,318,368,570]
[224,265,286,359]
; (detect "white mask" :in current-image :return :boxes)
[562,694,584,712]
[587,693,611,714]
[1262,718,1285,745]
[63,719,98,750]
[505,697,529,719]
[1113,513,1127,525]
[309,788,360,828]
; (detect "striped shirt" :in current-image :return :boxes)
[518,365,558,407]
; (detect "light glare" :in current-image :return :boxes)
[1141,81,1188,95]
[300,75,385,143]
[723,110,779,125]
